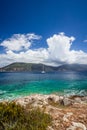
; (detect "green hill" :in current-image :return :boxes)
[0,62,56,72]
[0,62,87,72]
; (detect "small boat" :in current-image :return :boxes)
[41,70,45,74]
[41,65,45,73]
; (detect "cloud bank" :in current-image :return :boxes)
[0,32,87,67]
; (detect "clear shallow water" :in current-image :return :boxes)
[0,71,87,100]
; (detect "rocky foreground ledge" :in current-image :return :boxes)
[13,94,87,130]
[1,94,86,130]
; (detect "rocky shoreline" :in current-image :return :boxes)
[13,94,87,130]
[1,94,87,130]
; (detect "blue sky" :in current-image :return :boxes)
[0,0,87,67]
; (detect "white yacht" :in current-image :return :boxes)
[41,65,45,73]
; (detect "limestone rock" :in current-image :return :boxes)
[82,96,87,103]
[62,98,72,106]
[47,94,60,103]
[47,126,54,130]
[66,122,86,130]
[74,97,82,103]
[63,112,73,122]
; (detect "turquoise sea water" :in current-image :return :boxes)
[0,71,87,100]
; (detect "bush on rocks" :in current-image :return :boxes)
[0,102,52,130]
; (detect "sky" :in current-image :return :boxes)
[0,0,87,67]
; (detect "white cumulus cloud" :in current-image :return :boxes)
[0,32,87,67]
[0,33,41,51]
[46,33,87,65]
[46,33,75,65]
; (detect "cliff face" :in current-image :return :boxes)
[0,62,87,72]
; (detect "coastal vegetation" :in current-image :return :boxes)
[0,94,87,130]
[0,102,52,130]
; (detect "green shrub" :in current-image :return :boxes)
[0,102,52,130]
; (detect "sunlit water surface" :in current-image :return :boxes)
[0,71,87,100]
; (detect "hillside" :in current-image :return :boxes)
[0,62,57,72]
[58,64,87,71]
[0,62,87,72]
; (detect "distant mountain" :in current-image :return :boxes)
[0,62,87,72]
[57,64,87,71]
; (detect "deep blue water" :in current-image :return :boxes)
[0,71,87,100]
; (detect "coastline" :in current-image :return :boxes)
[1,94,87,130]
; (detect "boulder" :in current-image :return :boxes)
[82,96,87,103]
[74,97,82,103]
[62,98,72,106]
[47,94,60,103]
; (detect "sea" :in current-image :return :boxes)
[0,71,87,100]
